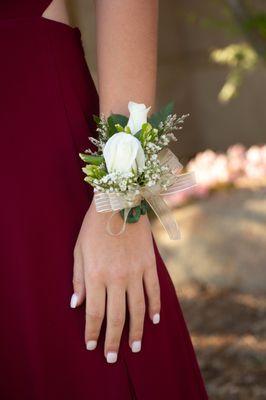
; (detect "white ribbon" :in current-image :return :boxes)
[94,148,196,240]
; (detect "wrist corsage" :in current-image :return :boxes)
[79,101,196,239]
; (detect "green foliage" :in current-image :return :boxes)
[120,206,141,223]
[93,114,101,124]
[107,114,128,136]
[148,102,174,126]
[82,165,106,182]
[244,13,266,39]
[79,153,104,165]
[119,200,148,223]
[107,116,117,136]
[114,123,124,132]
[210,42,258,102]
[136,122,158,147]
[111,114,129,126]
[140,199,149,215]
[124,126,131,133]
[186,10,240,38]
[186,1,266,102]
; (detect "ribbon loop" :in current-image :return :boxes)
[145,191,181,240]
[94,149,196,240]
[106,209,131,236]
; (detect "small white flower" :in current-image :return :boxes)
[127,101,151,134]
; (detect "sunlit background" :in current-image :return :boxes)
[70,1,266,398]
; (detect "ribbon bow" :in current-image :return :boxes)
[94,148,196,240]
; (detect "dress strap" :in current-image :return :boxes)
[0,1,54,20]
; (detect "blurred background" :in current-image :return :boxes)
[70,1,266,399]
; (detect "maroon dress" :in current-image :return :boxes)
[0,1,208,399]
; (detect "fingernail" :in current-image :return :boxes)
[131,340,141,353]
[86,340,97,351]
[152,313,160,324]
[106,352,117,363]
[70,293,79,308]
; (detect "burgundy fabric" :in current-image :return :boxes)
[0,4,209,400]
[0,0,53,19]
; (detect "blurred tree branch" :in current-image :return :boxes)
[186,0,266,102]
[225,0,266,60]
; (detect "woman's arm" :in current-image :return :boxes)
[72,0,160,364]
[95,0,158,115]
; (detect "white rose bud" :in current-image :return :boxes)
[103,132,145,174]
[127,101,151,134]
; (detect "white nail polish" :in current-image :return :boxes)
[86,340,97,350]
[153,313,160,324]
[132,341,141,353]
[70,293,78,308]
[106,352,117,363]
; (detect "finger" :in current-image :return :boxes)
[105,285,126,363]
[85,277,106,351]
[143,265,161,324]
[71,247,85,308]
[127,278,145,353]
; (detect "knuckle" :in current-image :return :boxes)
[85,328,98,342]
[86,308,103,322]
[105,339,119,351]
[114,270,128,283]
[131,328,143,340]
[86,268,101,282]
[73,245,79,257]
[150,295,161,311]
[151,301,161,313]
[150,289,161,305]
[130,264,143,278]
[151,280,160,295]
[145,255,156,269]
[146,260,155,270]
[72,276,84,288]
[110,314,125,327]
[134,298,146,315]
[109,271,128,285]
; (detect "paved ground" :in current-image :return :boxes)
[152,187,266,399]
[177,283,266,400]
[153,187,266,294]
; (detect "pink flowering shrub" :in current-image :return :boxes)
[167,144,266,206]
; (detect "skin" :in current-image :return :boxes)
[45,0,160,363]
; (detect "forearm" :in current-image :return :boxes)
[94,0,158,116]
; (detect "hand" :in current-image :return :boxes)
[71,199,161,363]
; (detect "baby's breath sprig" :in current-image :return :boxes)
[95,113,109,142]
[158,113,190,135]
[94,170,139,194]
[155,113,190,149]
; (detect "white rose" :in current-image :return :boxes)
[103,132,145,173]
[127,101,151,134]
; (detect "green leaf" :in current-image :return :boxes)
[134,129,142,140]
[148,102,175,126]
[140,200,149,215]
[120,206,142,223]
[93,114,101,124]
[107,116,117,136]
[110,114,128,127]
[137,122,158,147]
[141,122,153,134]
[124,126,131,134]
[107,114,128,136]
[79,153,104,165]
[82,164,106,179]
